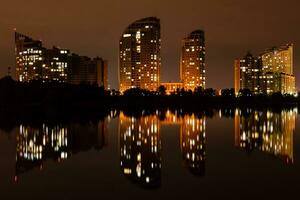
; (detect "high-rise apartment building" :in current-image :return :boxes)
[15,32,45,82]
[234,60,241,95]
[15,32,108,89]
[119,17,161,93]
[234,52,262,95]
[234,44,296,95]
[69,55,108,88]
[44,47,70,82]
[15,32,70,83]
[180,30,205,91]
[260,44,295,94]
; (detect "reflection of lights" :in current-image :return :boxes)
[235,109,296,164]
[16,124,70,180]
[181,114,206,176]
[124,168,132,174]
[16,120,107,181]
[119,112,161,186]
[119,111,206,180]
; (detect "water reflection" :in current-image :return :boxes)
[159,111,206,176]
[8,108,298,187]
[235,109,297,163]
[180,114,206,176]
[119,112,161,188]
[15,121,107,181]
[119,111,207,188]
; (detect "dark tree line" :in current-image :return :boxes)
[0,77,298,113]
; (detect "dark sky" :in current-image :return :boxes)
[1,0,300,90]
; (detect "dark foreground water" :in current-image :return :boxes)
[1,109,300,199]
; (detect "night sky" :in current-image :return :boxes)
[0,0,300,90]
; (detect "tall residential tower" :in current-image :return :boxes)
[180,30,206,91]
[119,17,161,93]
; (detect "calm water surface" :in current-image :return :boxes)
[0,109,300,199]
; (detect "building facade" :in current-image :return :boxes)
[44,47,70,82]
[260,44,295,94]
[15,32,45,82]
[180,30,206,91]
[234,60,241,95]
[119,17,161,93]
[69,55,108,88]
[234,44,296,95]
[15,32,108,89]
[234,52,262,95]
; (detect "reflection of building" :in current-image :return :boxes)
[119,17,161,93]
[15,120,107,181]
[15,32,108,89]
[180,115,206,176]
[234,44,296,95]
[161,82,183,95]
[180,30,206,91]
[119,111,206,184]
[234,109,296,163]
[119,112,161,188]
[160,110,183,125]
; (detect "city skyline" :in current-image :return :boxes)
[11,29,296,94]
[1,1,300,198]
[1,0,300,90]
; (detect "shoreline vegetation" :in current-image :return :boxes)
[0,76,299,117]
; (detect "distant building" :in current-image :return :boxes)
[180,30,206,91]
[234,44,296,95]
[15,32,69,83]
[234,52,261,95]
[234,60,241,95]
[69,55,108,88]
[15,32,45,81]
[15,32,108,89]
[44,47,70,82]
[119,17,161,93]
[161,82,183,95]
[260,44,295,94]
